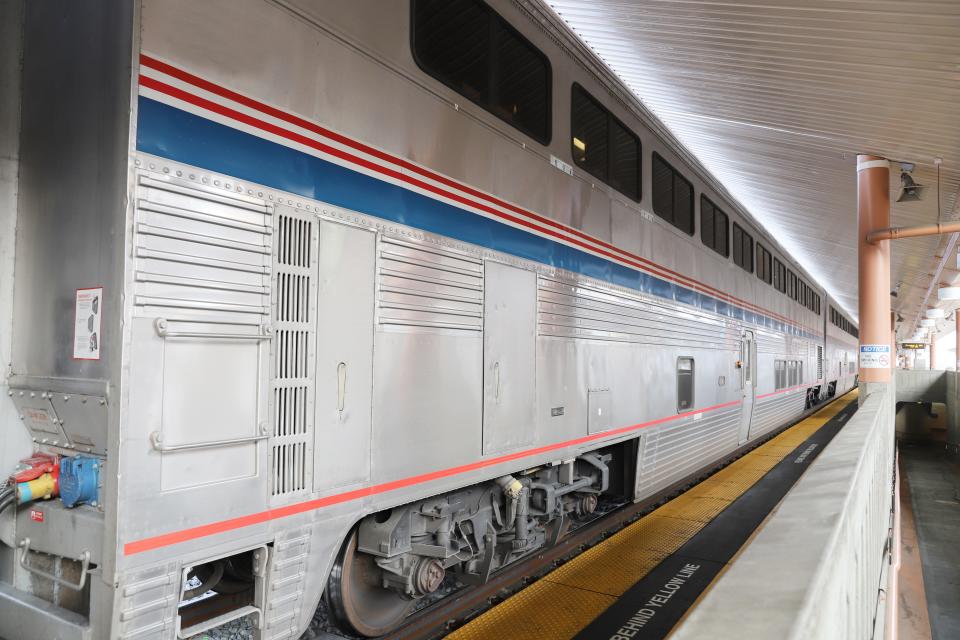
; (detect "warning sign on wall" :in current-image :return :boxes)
[859,344,890,369]
[73,287,102,360]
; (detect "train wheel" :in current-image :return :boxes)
[326,529,414,637]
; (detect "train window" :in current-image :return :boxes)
[700,196,729,257]
[732,223,753,273]
[610,117,641,200]
[774,360,784,390]
[775,259,786,293]
[756,243,772,285]
[412,0,551,144]
[571,86,608,181]
[571,84,641,201]
[652,153,694,235]
[787,270,796,300]
[677,357,695,412]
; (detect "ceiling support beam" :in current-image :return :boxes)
[858,155,892,384]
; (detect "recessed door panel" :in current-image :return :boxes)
[314,220,375,492]
[740,330,756,444]
[483,262,537,454]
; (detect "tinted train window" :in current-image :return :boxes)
[610,119,641,200]
[757,243,772,284]
[571,85,641,201]
[412,0,551,144]
[732,223,753,273]
[652,153,694,235]
[773,258,785,293]
[700,196,729,257]
[677,357,695,412]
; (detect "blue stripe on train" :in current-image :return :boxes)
[136,96,816,341]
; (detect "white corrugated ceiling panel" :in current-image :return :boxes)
[546,0,960,334]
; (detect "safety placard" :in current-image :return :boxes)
[859,344,890,369]
[73,287,102,360]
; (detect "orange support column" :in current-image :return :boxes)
[857,155,892,383]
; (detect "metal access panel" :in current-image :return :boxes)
[587,388,613,434]
[482,261,536,455]
[314,219,376,492]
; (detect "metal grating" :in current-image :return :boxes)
[270,209,317,498]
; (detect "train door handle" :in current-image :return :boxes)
[493,362,501,402]
[337,362,347,412]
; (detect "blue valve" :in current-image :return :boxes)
[60,455,100,508]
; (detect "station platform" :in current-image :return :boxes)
[448,391,859,640]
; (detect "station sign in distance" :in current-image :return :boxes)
[899,343,927,350]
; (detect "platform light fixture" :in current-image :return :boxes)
[925,308,946,319]
[938,286,960,301]
[920,318,937,327]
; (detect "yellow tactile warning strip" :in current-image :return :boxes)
[447,390,858,640]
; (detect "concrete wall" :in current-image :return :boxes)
[894,368,946,403]
[948,371,960,455]
[893,369,960,451]
[0,0,31,477]
[672,387,895,640]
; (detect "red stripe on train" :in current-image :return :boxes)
[123,399,742,555]
[138,53,817,334]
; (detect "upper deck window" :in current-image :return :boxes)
[773,258,786,293]
[757,243,772,284]
[652,153,694,235]
[571,85,640,201]
[732,223,753,273]
[700,196,729,257]
[412,0,551,144]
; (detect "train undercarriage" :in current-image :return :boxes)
[325,448,625,636]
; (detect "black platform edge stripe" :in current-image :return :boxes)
[573,397,859,640]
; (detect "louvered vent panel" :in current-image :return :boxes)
[270,209,317,499]
[537,276,735,349]
[377,237,483,332]
[133,174,272,322]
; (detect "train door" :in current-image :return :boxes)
[482,262,536,454]
[313,219,376,492]
[738,330,756,444]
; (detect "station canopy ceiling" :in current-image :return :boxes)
[546,0,960,338]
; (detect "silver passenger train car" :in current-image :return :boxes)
[0,1,859,638]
